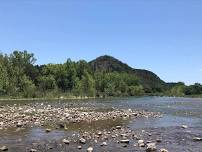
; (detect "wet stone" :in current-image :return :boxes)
[160,149,169,152]
[116,126,122,129]
[87,147,93,152]
[100,142,107,146]
[181,125,188,129]
[146,143,157,152]
[0,146,8,151]
[120,139,130,144]
[45,129,51,133]
[77,145,82,149]
[62,139,70,144]
[79,138,86,144]
[138,140,145,147]
[193,137,202,141]
[30,149,37,152]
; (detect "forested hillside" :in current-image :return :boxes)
[0,51,201,98]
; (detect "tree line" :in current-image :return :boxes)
[0,50,202,98]
[0,51,144,98]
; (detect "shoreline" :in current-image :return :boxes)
[0,95,202,101]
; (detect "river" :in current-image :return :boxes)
[0,97,202,152]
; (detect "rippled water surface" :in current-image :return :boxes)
[1,97,202,152]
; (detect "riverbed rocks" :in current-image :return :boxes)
[0,102,165,152]
[0,103,161,129]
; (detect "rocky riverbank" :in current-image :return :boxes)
[0,103,161,129]
[0,102,165,151]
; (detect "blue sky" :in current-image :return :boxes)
[0,0,202,84]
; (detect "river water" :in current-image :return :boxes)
[0,97,202,152]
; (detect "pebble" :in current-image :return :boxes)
[79,138,86,144]
[16,122,23,127]
[181,125,188,129]
[45,129,51,133]
[138,140,145,147]
[159,149,169,152]
[100,142,107,146]
[0,146,8,151]
[146,143,157,152]
[87,147,93,152]
[193,137,202,141]
[77,145,82,149]
[97,131,102,136]
[120,139,130,144]
[62,139,70,144]
[30,149,37,152]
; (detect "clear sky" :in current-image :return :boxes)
[0,0,202,85]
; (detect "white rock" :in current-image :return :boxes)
[0,146,8,151]
[181,125,188,129]
[159,149,169,152]
[62,139,70,144]
[146,143,156,152]
[87,147,93,152]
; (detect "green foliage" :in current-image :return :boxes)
[21,75,36,98]
[165,83,186,97]
[89,55,165,93]
[128,85,144,96]
[185,83,202,95]
[0,51,202,99]
[38,75,57,91]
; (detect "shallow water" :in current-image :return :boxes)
[1,97,202,152]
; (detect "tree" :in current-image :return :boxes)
[38,75,57,91]
[21,75,36,98]
[0,54,9,95]
[128,85,144,96]
[81,71,95,97]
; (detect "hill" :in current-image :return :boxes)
[89,55,165,93]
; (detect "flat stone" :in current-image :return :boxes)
[100,142,107,146]
[120,139,130,144]
[181,125,188,129]
[116,126,121,129]
[146,143,157,152]
[30,149,37,152]
[79,138,86,144]
[97,131,102,136]
[0,146,8,151]
[159,149,169,152]
[77,145,82,149]
[193,137,202,141]
[62,139,70,144]
[87,147,93,152]
[138,140,145,147]
[45,129,51,133]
